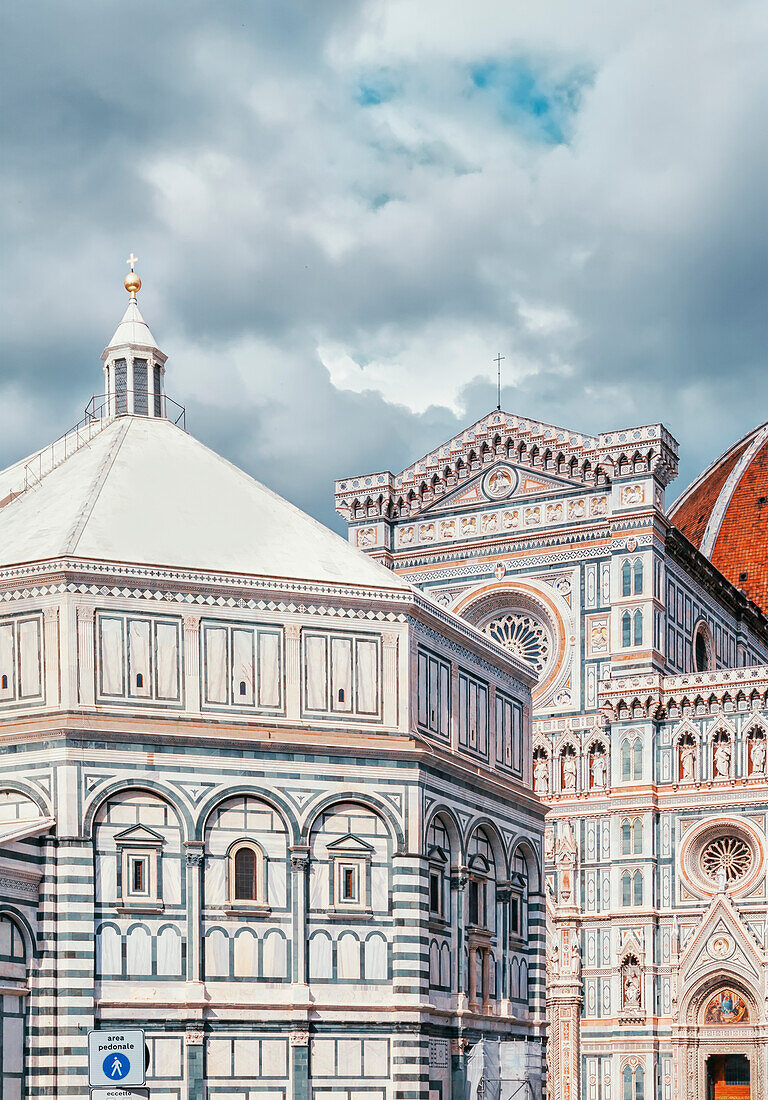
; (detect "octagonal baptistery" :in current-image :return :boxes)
[670,420,768,615]
[0,271,545,1100]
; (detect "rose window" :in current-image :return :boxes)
[700,836,753,885]
[484,613,550,673]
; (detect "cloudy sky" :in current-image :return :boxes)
[2,0,768,530]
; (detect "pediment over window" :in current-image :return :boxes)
[468,852,491,875]
[114,823,165,846]
[427,844,448,865]
[326,832,375,854]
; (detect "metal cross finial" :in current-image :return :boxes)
[494,352,505,411]
[126,253,139,272]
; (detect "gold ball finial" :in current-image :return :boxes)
[124,270,141,296]
[124,252,141,297]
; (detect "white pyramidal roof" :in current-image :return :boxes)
[104,298,159,353]
[0,406,409,591]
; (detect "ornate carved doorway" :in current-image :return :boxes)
[675,979,764,1100]
[707,1054,750,1100]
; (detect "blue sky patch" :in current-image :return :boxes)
[469,58,591,144]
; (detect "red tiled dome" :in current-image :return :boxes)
[670,423,768,613]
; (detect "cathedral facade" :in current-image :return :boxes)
[0,280,545,1100]
[338,409,768,1099]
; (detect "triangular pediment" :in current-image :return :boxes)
[326,832,375,853]
[417,461,583,517]
[680,894,764,988]
[114,823,165,846]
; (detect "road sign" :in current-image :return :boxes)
[88,1031,146,1088]
[91,1091,149,1100]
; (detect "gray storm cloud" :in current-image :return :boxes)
[1,0,768,527]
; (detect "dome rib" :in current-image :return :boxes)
[670,420,768,614]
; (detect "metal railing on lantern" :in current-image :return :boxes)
[85,390,186,428]
[18,392,187,494]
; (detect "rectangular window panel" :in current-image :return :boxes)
[439,662,450,738]
[417,653,428,728]
[459,676,468,746]
[128,619,151,697]
[232,628,255,705]
[100,617,125,696]
[428,657,439,732]
[258,631,281,708]
[356,639,378,715]
[0,624,13,698]
[18,618,41,698]
[114,359,128,415]
[204,626,229,704]
[133,359,148,415]
[153,364,163,417]
[331,637,353,713]
[155,621,180,700]
[305,634,328,711]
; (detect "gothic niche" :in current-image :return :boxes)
[560,745,578,795]
[588,741,608,791]
[620,954,642,1019]
[678,733,696,783]
[748,728,767,776]
[533,746,549,797]
[712,730,732,780]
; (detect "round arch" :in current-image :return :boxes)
[83,780,193,841]
[465,818,509,879]
[196,786,300,846]
[423,805,465,864]
[453,580,570,701]
[0,906,38,961]
[509,837,543,894]
[301,791,405,851]
[0,780,53,820]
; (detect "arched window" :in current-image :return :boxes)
[621,740,632,782]
[621,819,643,855]
[623,1063,644,1100]
[633,738,643,780]
[633,559,643,595]
[633,871,643,906]
[633,610,643,646]
[622,611,632,648]
[622,560,632,597]
[621,870,631,906]
[229,843,264,904]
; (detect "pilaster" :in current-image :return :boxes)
[76,605,95,706]
[285,624,301,719]
[382,631,399,727]
[290,846,309,984]
[183,614,201,711]
[42,606,60,708]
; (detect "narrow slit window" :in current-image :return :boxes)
[239,680,247,696]
[341,866,358,903]
[136,673,143,688]
[1,675,7,689]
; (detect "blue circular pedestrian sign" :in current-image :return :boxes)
[103,1052,131,1080]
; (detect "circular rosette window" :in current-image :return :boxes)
[484,612,551,674]
[679,818,764,898]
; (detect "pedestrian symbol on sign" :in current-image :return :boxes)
[103,1052,131,1079]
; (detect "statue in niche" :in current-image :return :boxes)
[679,739,696,783]
[714,738,732,779]
[534,755,549,796]
[590,748,607,790]
[555,821,577,903]
[751,736,766,776]
[561,752,578,793]
[623,963,641,1008]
